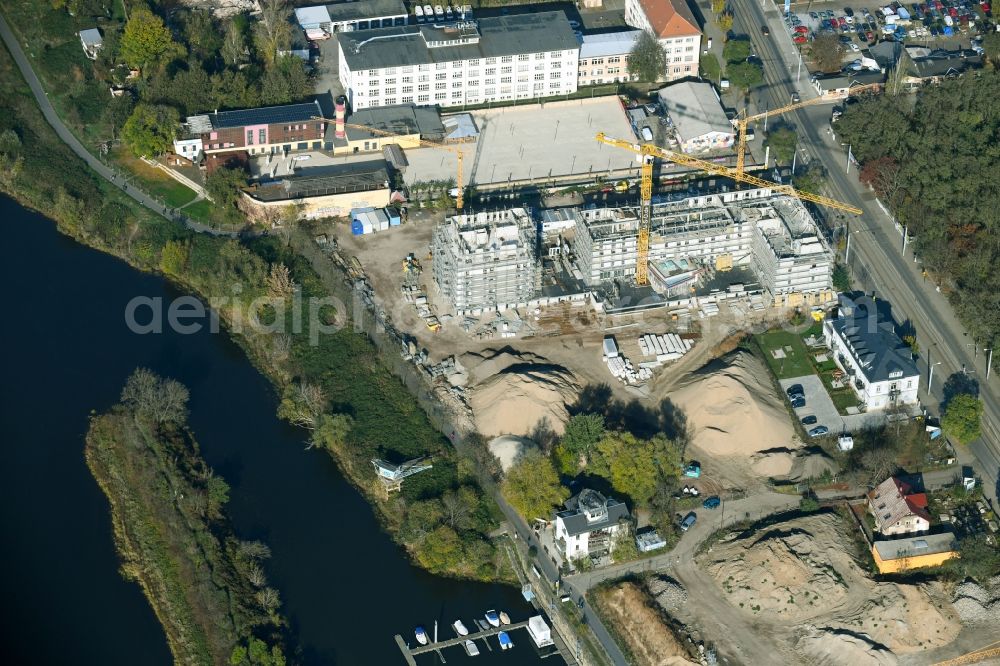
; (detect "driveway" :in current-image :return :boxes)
[315,35,345,102]
[780,375,897,435]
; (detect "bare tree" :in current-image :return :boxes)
[238,540,272,561]
[254,0,291,67]
[266,263,295,299]
[256,587,281,613]
[441,488,474,530]
[246,562,267,587]
[120,367,190,425]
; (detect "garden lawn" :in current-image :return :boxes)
[755,328,814,379]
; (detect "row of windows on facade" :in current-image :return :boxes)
[365,72,565,95]
[358,61,565,86]
[363,50,577,76]
[363,82,569,101]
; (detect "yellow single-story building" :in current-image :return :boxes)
[871,533,958,574]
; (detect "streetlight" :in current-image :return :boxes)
[928,361,942,393]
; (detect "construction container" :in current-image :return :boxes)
[373,209,390,231]
[386,208,402,226]
[351,218,374,235]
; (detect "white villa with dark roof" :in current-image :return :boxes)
[554,489,630,562]
[824,294,920,411]
[337,12,580,110]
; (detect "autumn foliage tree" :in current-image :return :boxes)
[121,8,185,71]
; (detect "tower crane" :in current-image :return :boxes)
[311,117,467,210]
[596,132,861,286]
[735,82,883,176]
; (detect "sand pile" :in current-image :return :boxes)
[463,348,579,439]
[487,435,532,473]
[796,627,897,666]
[593,582,699,666]
[700,513,960,657]
[751,447,839,481]
[671,351,797,458]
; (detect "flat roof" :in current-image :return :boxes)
[295,5,331,26]
[326,0,406,23]
[658,81,733,143]
[202,101,323,130]
[253,160,388,201]
[79,28,102,45]
[401,96,636,188]
[339,12,578,71]
[579,30,643,60]
[346,103,445,140]
[873,532,956,560]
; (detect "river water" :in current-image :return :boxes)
[0,196,553,665]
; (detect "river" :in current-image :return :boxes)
[0,196,555,665]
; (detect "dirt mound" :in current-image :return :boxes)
[671,351,797,459]
[700,513,960,658]
[464,349,579,439]
[592,581,699,666]
[487,435,532,473]
[952,580,1000,624]
[796,626,897,666]
[647,575,688,613]
[751,448,839,481]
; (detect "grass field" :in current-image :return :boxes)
[183,199,214,224]
[755,328,814,379]
[113,151,198,208]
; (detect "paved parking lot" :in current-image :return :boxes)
[784,1,986,57]
[779,375,891,435]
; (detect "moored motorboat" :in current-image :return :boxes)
[498,630,514,650]
[452,619,469,636]
[463,639,480,656]
[414,626,428,646]
[485,609,500,628]
[499,610,511,625]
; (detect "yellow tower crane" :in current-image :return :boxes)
[596,132,862,286]
[312,117,468,210]
[735,82,883,176]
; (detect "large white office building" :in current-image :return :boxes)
[337,12,580,110]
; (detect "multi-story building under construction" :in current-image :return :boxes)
[432,208,540,314]
[571,188,834,305]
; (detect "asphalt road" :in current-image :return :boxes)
[731,0,1000,505]
[0,13,237,238]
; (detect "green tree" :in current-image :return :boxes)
[767,126,798,165]
[121,8,184,71]
[222,17,249,68]
[183,9,222,62]
[103,95,135,140]
[627,30,666,82]
[206,166,248,210]
[121,103,178,157]
[722,38,752,64]
[710,0,726,14]
[942,393,984,444]
[809,33,846,73]
[310,413,353,453]
[415,525,464,572]
[206,475,230,517]
[700,53,722,83]
[832,263,851,292]
[726,61,763,92]
[560,413,606,458]
[160,239,190,275]
[611,532,638,562]
[793,162,827,194]
[982,32,1000,68]
[590,432,682,505]
[955,535,1000,581]
[260,56,312,106]
[501,449,569,520]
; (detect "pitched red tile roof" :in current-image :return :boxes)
[638,0,700,39]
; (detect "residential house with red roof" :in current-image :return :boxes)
[868,476,932,536]
[624,0,702,80]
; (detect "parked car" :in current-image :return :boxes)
[845,7,855,16]
[761,24,771,36]
[702,496,721,510]
[801,415,818,426]
[786,384,804,397]
[791,396,807,409]
[850,43,860,51]
[794,35,808,43]
[680,511,698,531]
[809,425,830,437]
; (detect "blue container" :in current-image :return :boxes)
[387,208,402,226]
[351,219,364,235]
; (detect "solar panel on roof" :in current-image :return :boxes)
[210,102,320,129]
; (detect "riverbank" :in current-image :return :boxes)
[85,370,287,666]
[0,18,506,584]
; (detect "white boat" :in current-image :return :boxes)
[452,619,469,636]
[498,631,513,650]
[463,639,480,657]
[414,626,428,646]
[485,609,500,628]
[499,611,511,625]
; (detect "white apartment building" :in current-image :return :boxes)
[571,190,834,304]
[578,30,642,86]
[624,0,702,80]
[554,490,630,563]
[824,294,921,410]
[337,12,579,110]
